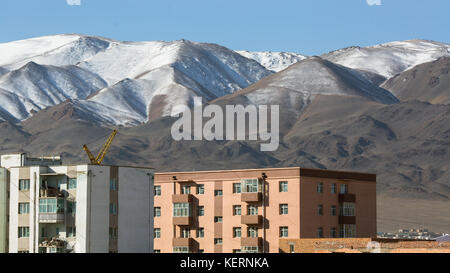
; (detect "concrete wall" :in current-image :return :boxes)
[0,168,8,252]
[117,167,153,253]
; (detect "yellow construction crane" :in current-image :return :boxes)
[82,129,118,165]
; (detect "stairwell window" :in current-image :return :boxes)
[18,227,30,238]
[19,203,30,214]
[214,190,223,196]
[110,179,118,191]
[68,227,76,238]
[110,203,117,215]
[19,179,30,191]
[340,184,348,194]
[214,238,223,245]
[214,216,223,223]
[109,227,118,239]
[331,205,337,216]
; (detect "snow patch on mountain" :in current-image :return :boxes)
[322,40,450,78]
[236,50,307,72]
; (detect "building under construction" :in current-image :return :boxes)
[0,153,154,253]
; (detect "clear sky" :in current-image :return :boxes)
[0,0,448,55]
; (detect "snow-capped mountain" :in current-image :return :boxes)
[236,50,307,72]
[0,34,273,124]
[322,40,450,78]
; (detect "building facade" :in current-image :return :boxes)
[2,154,154,253]
[154,167,376,253]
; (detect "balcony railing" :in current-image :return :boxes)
[40,188,64,198]
[39,213,65,223]
[241,215,262,225]
[173,216,192,226]
[338,193,356,203]
[241,192,262,202]
[241,237,263,247]
[339,216,356,225]
[172,194,194,203]
[173,237,195,247]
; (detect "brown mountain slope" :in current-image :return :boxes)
[382,57,450,104]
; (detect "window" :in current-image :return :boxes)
[289,243,295,253]
[247,205,258,216]
[197,228,204,238]
[181,185,191,195]
[241,179,260,193]
[340,184,348,194]
[341,203,355,216]
[330,227,337,238]
[67,201,76,215]
[317,182,323,193]
[198,206,204,216]
[19,203,30,214]
[214,238,223,245]
[39,199,64,213]
[233,205,241,216]
[331,205,337,216]
[154,228,161,239]
[110,203,117,215]
[173,203,191,217]
[18,227,30,238]
[214,190,223,196]
[173,246,189,253]
[248,227,258,238]
[317,204,323,216]
[241,246,259,253]
[279,204,288,215]
[233,183,241,194]
[214,216,223,223]
[154,207,161,217]
[109,227,118,239]
[154,186,161,196]
[19,179,30,191]
[154,250,161,253]
[198,249,204,253]
[68,178,77,189]
[317,227,323,238]
[233,249,242,253]
[279,181,288,192]
[331,183,337,194]
[67,227,76,237]
[340,224,356,238]
[233,227,242,238]
[280,227,289,238]
[110,179,118,191]
[197,184,204,195]
[48,247,63,253]
[181,228,190,238]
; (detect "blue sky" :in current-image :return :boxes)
[0,0,448,55]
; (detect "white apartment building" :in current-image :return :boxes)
[1,154,154,253]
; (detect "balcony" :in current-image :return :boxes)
[338,193,356,203]
[173,237,195,247]
[173,216,192,226]
[40,188,64,198]
[172,194,194,203]
[241,237,263,247]
[39,213,65,223]
[241,192,262,202]
[339,216,356,225]
[241,215,262,225]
